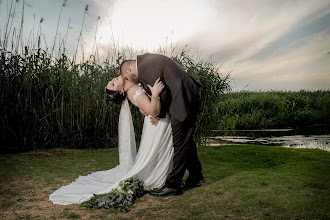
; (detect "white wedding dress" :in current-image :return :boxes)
[49,89,173,205]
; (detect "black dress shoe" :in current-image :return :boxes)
[150,187,182,197]
[184,176,205,188]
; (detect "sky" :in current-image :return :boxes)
[0,0,329,91]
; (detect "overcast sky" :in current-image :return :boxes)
[1,0,329,91]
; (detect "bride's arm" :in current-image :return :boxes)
[135,78,164,117]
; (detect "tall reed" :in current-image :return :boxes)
[0,50,122,151]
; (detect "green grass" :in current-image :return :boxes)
[0,145,329,219]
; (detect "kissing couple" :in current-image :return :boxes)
[50,53,204,205]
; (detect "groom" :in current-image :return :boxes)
[120,53,204,196]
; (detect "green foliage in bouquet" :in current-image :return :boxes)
[82,177,144,212]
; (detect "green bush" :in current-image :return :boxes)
[216,91,330,130]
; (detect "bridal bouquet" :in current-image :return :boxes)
[83,177,144,212]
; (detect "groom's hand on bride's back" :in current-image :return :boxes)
[139,108,159,125]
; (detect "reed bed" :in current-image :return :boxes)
[0,1,231,152]
[0,48,231,152]
[0,50,121,151]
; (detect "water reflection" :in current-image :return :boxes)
[206,125,330,152]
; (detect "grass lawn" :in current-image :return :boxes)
[0,145,329,219]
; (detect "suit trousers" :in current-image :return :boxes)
[165,99,203,189]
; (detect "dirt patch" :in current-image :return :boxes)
[0,177,169,219]
[27,148,82,158]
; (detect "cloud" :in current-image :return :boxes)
[228,28,330,90]
[184,0,330,61]
[235,29,330,74]
[182,0,330,91]
[91,0,115,18]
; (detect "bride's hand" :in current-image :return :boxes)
[147,78,164,98]
[150,116,160,126]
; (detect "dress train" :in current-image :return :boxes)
[49,99,173,205]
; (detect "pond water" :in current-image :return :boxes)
[206,125,330,152]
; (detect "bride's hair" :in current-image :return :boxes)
[105,88,126,105]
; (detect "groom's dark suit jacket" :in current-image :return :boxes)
[137,53,203,188]
[137,53,201,122]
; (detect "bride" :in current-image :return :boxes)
[49,76,174,205]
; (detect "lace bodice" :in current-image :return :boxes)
[132,88,146,107]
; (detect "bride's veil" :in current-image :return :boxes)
[118,98,136,171]
[49,98,137,205]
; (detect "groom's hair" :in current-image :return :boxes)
[120,60,136,75]
[105,88,126,105]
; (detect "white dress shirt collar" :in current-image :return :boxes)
[136,60,138,73]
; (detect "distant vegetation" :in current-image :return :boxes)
[215,90,330,131]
